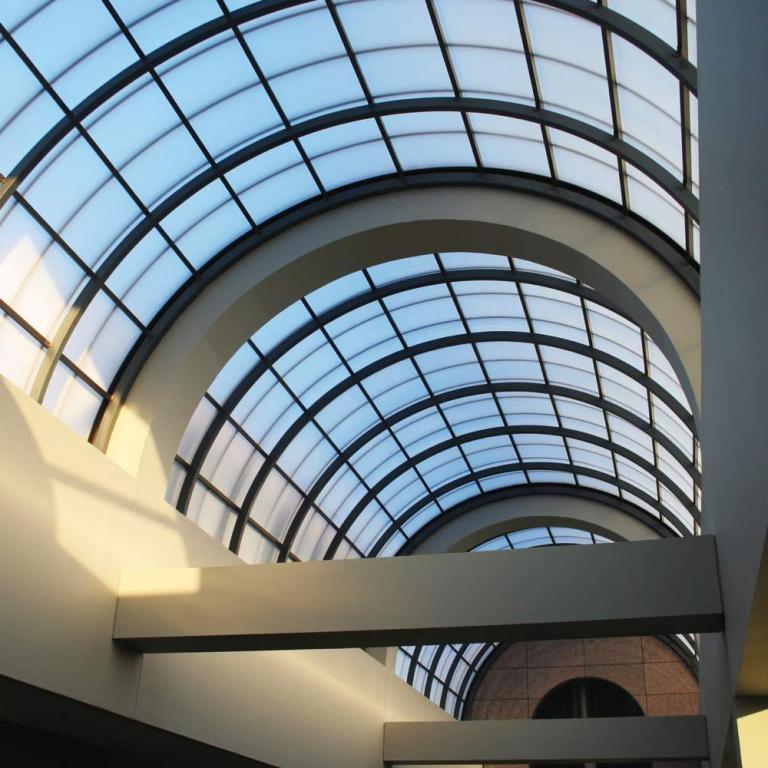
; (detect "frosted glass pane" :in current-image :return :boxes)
[550,129,622,203]
[43,362,103,437]
[384,112,475,169]
[470,113,549,175]
[13,0,137,106]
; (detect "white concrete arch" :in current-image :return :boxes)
[406,492,664,556]
[104,187,700,500]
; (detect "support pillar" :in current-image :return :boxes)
[699,1,768,765]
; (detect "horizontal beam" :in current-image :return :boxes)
[382,716,709,764]
[114,536,722,653]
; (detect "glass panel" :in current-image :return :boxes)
[338,0,451,100]
[613,35,682,178]
[300,120,395,188]
[383,112,475,170]
[525,1,612,131]
[12,0,137,107]
[114,0,221,53]
[226,143,320,222]
[550,129,622,203]
[470,113,550,175]
[0,41,64,171]
[244,4,365,120]
[436,0,533,102]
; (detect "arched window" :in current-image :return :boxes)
[532,677,649,768]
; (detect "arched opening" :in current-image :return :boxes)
[533,676,644,719]
[533,677,649,768]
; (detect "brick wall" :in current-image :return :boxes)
[467,636,698,717]
[467,636,699,768]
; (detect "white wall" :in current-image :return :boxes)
[0,379,450,767]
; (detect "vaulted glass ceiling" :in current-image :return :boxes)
[0,0,698,441]
[168,252,700,564]
[396,526,697,718]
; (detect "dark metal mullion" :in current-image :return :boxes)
[599,3,629,208]
[228,337,376,554]
[175,265,689,519]
[0,29,186,403]
[175,454,292,554]
[203,393,366,557]
[0,296,51,349]
[424,0,482,167]
[360,268,477,507]
[676,0,695,258]
[102,0,258,229]
[406,649,420,686]
[440,642,470,712]
[547,526,557,544]
[217,0,327,194]
[437,255,528,482]
[643,330,665,521]
[57,355,111,401]
[578,291,621,489]
[423,644,445,701]
[368,459,691,559]
[299,299,415,547]
[512,260,572,478]
[454,642,496,719]
[329,422,696,560]
[514,0,556,178]
[13,193,146,332]
[324,0,403,173]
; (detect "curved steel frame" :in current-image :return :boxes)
[324,426,695,559]
[273,381,697,561]
[0,0,697,208]
[179,327,694,554]
[91,169,698,452]
[174,266,696,509]
[364,458,695,559]
[397,484,674,555]
[166,258,698,559]
[1,0,699,429]
[22,93,697,407]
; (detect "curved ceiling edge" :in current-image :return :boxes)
[0,0,697,212]
[99,188,700,498]
[400,486,671,556]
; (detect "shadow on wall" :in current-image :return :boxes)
[0,378,240,759]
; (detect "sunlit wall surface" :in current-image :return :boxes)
[0,0,698,439]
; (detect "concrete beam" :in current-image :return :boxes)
[382,717,709,764]
[114,537,722,653]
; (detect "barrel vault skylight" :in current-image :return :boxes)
[0,0,698,442]
[169,252,701,566]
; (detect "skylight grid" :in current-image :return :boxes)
[398,640,493,718]
[0,1,699,455]
[171,255,700,562]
